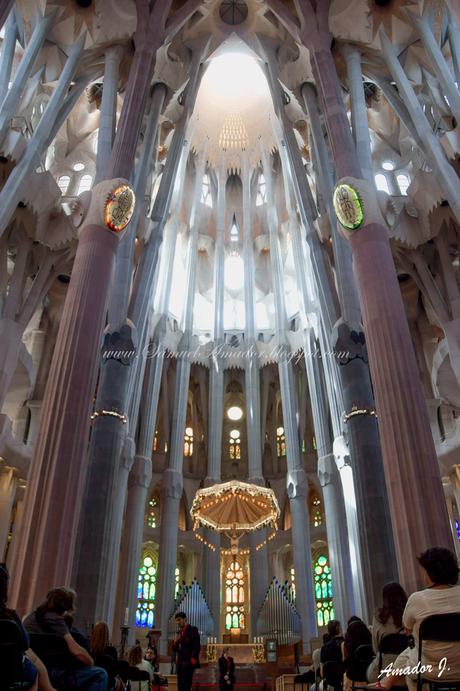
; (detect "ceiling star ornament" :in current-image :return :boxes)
[333,183,364,231]
[48,0,96,43]
[105,184,135,233]
[369,0,420,48]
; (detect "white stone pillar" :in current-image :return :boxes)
[0,10,16,107]
[95,46,123,183]
[0,465,17,559]
[342,45,373,182]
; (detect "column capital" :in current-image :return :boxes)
[286,468,307,499]
[129,454,153,489]
[333,435,351,470]
[120,434,136,473]
[162,467,183,499]
[317,453,337,487]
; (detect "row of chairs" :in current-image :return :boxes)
[322,613,460,691]
[0,619,151,690]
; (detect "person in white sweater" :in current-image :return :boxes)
[369,547,460,691]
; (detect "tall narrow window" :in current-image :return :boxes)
[184,427,193,457]
[290,566,296,597]
[256,173,266,206]
[311,494,323,527]
[146,497,158,528]
[58,175,71,194]
[136,552,157,627]
[456,518,460,541]
[77,174,93,194]
[375,173,390,194]
[313,554,334,627]
[153,430,158,452]
[175,567,180,596]
[225,560,245,629]
[396,173,410,196]
[230,217,239,242]
[276,427,286,457]
[229,429,241,460]
[201,173,212,207]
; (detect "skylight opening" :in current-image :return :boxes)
[203,52,269,110]
[225,254,244,291]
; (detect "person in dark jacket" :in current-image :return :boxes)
[172,612,201,691]
[219,648,235,691]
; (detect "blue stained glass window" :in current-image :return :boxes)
[136,554,157,627]
[456,519,460,541]
[313,555,334,627]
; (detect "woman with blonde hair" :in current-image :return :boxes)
[90,622,121,690]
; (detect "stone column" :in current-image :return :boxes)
[0,34,85,234]
[0,465,17,559]
[6,482,25,569]
[74,86,167,629]
[9,193,123,612]
[270,88,369,619]
[342,45,373,182]
[156,152,207,651]
[202,164,227,637]
[262,151,316,649]
[95,46,124,183]
[0,11,55,145]
[379,32,460,226]
[448,15,460,86]
[305,35,453,591]
[411,14,460,125]
[117,452,152,641]
[0,10,16,106]
[241,159,269,632]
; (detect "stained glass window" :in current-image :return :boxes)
[136,553,157,627]
[153,429,158,452]
[313,554,334,627]
[229,429,241,460]
[175,567,180,596]
[184,427,193,457]
[311,495,323,527]
[276,427,286,457]
[225,560,245,629]
[456,518,460,541]
[290,566,296,597]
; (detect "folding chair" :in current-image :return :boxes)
[417,613,460,691]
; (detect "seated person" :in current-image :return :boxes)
[128,645,153,691]
[23,587,108,691]
[370,547,460,691]
[320,620,344,688]
[367,582,408,683]
[0,562,56,691]
[144,646,158,673]
[90,621,122,690]
[341,618,372,691]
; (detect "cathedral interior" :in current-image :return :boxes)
[1,0,460,666]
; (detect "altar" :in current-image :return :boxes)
[206,642,266,664]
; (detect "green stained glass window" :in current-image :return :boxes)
[313,554,334,627]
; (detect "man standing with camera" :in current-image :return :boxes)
[172,612,201,691]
